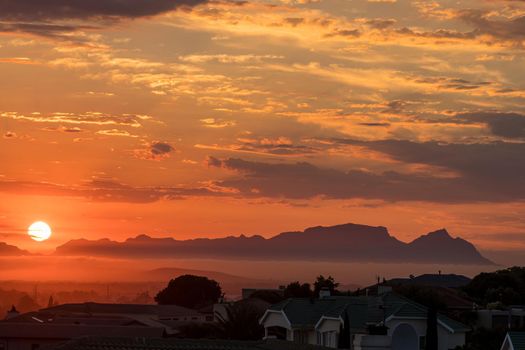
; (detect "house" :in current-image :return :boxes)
[0,302,211,350]
[259,291,469,350]
[478,306,525,330]
[501,332,525,350]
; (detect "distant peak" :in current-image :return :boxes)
[426,229,451,238]
[128,234,153,241]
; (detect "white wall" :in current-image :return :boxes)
[262,312,291,330]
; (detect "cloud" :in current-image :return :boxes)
[458,9,525,43]
[0,0,209,38]
[0,0,207,22]
[197,136,318,156]
[207,137,525,203]
[200,118,236,128]
[1,112,153,128]
[134,141,175,160]
[2,131,17,139]
[0,179,223,203]
[96,129,139,138]
[457,112,525,139]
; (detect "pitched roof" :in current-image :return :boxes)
[42,303,201,317]
[0,323,164,339]
[507,332,525,350]
[52,337,332,350]
[266,292,469,333]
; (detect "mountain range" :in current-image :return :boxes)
[50,223,494,265]
[0,241,29,256]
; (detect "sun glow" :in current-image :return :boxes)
[28,221,52,242]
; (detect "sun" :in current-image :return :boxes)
[28,221,52,242]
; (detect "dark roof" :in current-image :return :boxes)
[267,293,469,333]
[52,337,331,350]
[42,303,201,317]
[508,332,525,350]
[388,274,471,288]
[0,323,164,339]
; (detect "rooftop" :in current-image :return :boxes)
[266,292,469,333]
[53,337,332,350]
[507,332,525,350]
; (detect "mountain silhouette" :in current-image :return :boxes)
[0,242,30,256]
[54,223,494,265]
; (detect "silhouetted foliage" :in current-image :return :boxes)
[395,285,447,310]
[155,275,222,309]
[16,294,40,313]
[338,310,351,348]
[464,267,525,306]
[249,290,284,304]
[425,307,438,350]
[215,302,265,340]
[454,328,506,350]
[314,275,339,296]
[131,291,154,304]
[284,281,313,298]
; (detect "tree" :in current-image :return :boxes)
[464,267,525,306]
[284,282,313,298]
[249,290,284,304]
[155,275,222,309]
[16,294,40,313]
[215,302,265,340]
[47,295,55,308]
[314,275,339,296]
[425,307,438,350]
[338,310,351,349]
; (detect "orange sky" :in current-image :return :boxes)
[0,0,525,255]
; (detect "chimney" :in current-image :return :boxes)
[319,287,331,299]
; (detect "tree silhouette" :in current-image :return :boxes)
[314,275,339,296]
[338,309,351,349]
[16,294,40,313]
[215,302,265,340]
[425,307,438,350]
[155,275,222,309]
[284,281,313,298]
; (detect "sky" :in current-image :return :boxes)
[0,0,524,255]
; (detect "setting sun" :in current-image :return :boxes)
[28,221,52,242]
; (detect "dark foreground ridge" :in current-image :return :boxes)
[51,223,495,265]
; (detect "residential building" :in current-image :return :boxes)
[0,302,211,350]
[259,291,469,350]
[501,331,525,350]
[478,307,525,330]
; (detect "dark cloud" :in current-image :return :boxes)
[151,141,174,155]
[359,122,390,127]
[457,112,525,139]
[366,18,396,30]
[0,0,207,22]
[325,29,361,38]
[458,9,525,42]
[208,138,525,203]
[395,27,478,40]
[2,131,16,139]
[0,0,208,37]
[135,141,174,160]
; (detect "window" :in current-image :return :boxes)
[32,344,40,350]
[293,330,309,344]
[419,336,426,350]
